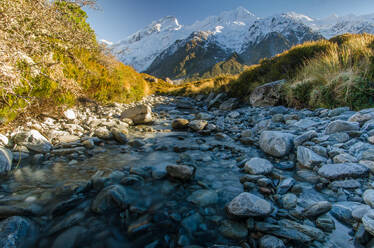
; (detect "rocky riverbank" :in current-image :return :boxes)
[1,94,374,247]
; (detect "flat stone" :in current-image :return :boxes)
[318,163,369,180]
[325,120,359,134]
[294,131,318,147]
[303,201,332,218]
[226,192,272,217]
[244,158,273,175]
[259,131,294,157]
[277,177,295,194]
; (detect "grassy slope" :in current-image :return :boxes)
[172,34,374,110]
[0,0,170,125]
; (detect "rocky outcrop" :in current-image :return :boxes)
[249,80,285,107]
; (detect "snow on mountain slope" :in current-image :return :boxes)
[111,7,257,71]
[111,7,374,73]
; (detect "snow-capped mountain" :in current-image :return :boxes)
[110,7,374,79]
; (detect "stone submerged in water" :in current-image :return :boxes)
[303,201,332,218]
[259,131,294,158]
[13,129,52,153]
[226,192,272,218]
[121,105,153,124]
[317,163,369,180]
[219,219,248,240]
[171,119,189,130]
[244,158,273,175]
[0,148,12,175]
[259,235,286,248]
[91,184,128,214]
[166,164,194,181]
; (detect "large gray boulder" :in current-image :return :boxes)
[249,80,285,107]
[13,130,52,153]
[0,148,12,175]
[226,192,272,217]
[0,216,38,248]
[325,120,359,134]
[318,163,369,180]
[120,105,153,124]
[259,131,294,157]
[244,158,273,175]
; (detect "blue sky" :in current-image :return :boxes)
[85,0,374,42]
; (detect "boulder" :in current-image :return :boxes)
[259,131,294,157]
[111,128,128,144]
[318,163,369,180]
[63,109,76,120]
[325,120,359,134]
[171,119,189,130]
[94,127,112,140]
[121,105,153,125]
[244,158,273,175]
[13,130,52,153]
[0,148,12,175]
[226,192,272,217]
[0,216,38,248]
[363,189,374,208]
[297,146,326,168]
[166,164,194,181]
[249,80,285,107]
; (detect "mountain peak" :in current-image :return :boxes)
[151,16,182,32]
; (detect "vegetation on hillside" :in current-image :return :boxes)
[0,0,168,124]
[173,33,374,110]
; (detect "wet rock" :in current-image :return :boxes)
[0,206,33,219]
[281,193,297,209]
[318,163,369,180]
[166,164,194,181]
[352,205,371,221]
[52,226,87,248]
[189,120,208,131]
[82,139,95,149]
[187,190,218,207]
[226,192,272,217]
[330,204,354,226]
[244,158,273,175]
[363,210,374,236]
[259,235,286,248]
[121,105,153,124]
[172,119,189,130]
[111,128,128,144]
[0,148,12,175]
[297,146,326,168]
[316,215,335,232]
[13,130,52,153]
[0,216,38,248]
[303,201,332,218]
[363,189,374,208]
[48,211,85,235]
[219,219,248,240]
[325,120,359,134]
[259,131,294,157]
[91,184,128,214]
[181,213,203,234]
[250,80,285,107]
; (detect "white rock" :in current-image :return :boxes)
[63,109,76,120]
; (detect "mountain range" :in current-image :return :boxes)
[110,7,374,81]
